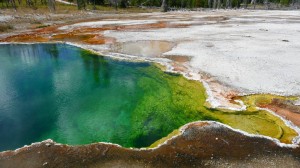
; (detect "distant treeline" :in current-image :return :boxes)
[77,0,299,9]
[0,0,299,11]
[0,0,56,10]
[135,0,299,9]
[82,0,298,8]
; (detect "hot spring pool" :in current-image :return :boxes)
[0,43,296,151]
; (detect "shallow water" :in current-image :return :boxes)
[112,40,174,57]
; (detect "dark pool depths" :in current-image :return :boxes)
[0,44,215,151]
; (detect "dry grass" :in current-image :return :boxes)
[0,24,13,32]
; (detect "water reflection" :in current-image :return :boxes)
[45,44,59,60]
[0,43,217,150]
[0,44,59,150]
[6,44,40,66]
[0,44,141,151]
[80,50,111,86]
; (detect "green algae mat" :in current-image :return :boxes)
[0,44,297,151]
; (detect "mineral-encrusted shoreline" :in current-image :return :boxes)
[1,121,300,168]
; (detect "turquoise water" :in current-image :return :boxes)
[0,44,147,150]
[1,43,297,150]
[0,44,216,151]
